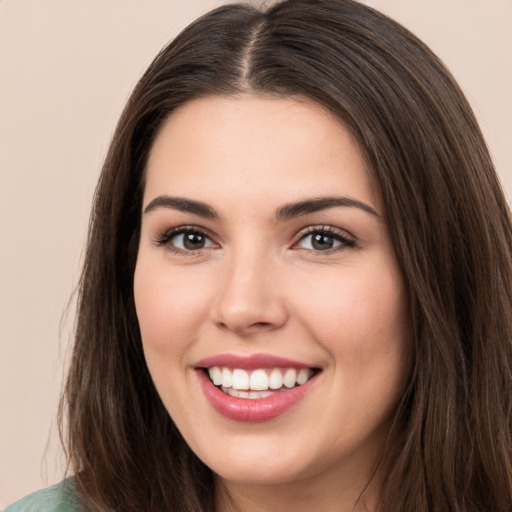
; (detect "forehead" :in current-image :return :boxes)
[144,94,381,213]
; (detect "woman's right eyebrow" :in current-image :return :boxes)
[143,196,219,219]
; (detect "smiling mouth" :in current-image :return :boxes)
[203,367,319,399]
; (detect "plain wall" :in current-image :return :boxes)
[0,0,510,506]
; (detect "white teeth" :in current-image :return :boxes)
[297,368,310,385]
[269,368,283,389]
[207,366,315,392]
[232,369,249,390]
[229,388,249,398]
[283,368,297,388]
[250,369,269,391]
[208,367,222,386]
[221,367,232,388]
[250,390,273,399]
[224,387,274,399]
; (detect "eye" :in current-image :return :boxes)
[294,226,355,252]
[154,226,217,253]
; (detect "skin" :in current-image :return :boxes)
[134,95,411,512]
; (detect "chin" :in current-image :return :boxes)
[213,462,303,487]
[194,440,308,486]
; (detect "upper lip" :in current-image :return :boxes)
[196,353,319,370]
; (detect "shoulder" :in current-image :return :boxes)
[3,479,81,512]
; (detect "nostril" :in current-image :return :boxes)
[217,319,272,331]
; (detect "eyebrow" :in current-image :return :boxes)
[143,195,379,220]
[144,196,219,218]
[274,196,380,221]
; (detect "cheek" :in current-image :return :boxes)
[299,265,405,325]
[291,261,410,370]
[133,261,216,424]
[133,261,210,359]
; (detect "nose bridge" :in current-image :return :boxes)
[211,241,287,335]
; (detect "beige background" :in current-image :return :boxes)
[0,0,510,506]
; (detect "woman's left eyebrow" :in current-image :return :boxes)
[274,196,380,221]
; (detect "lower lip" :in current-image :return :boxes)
[197,370,318,422]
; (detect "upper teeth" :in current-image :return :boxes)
[207,367,314,391]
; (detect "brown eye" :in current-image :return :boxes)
[311,233,335,250]
[156,227,217,252]
[295,228,355,252]
[182,232,207,250]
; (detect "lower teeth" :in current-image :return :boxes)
[220,386,277,399]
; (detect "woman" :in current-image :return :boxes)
[6,0,512,510]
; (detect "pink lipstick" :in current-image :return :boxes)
[196,353,320,422]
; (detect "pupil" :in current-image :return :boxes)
[184,232,205,250]
[312,233,333,250]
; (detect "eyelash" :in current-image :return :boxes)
[293,225,355,253]
[153,225,355,255]
[153,226,216,254]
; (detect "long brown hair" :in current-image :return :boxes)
[60,1,512,510]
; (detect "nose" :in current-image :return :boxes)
[210,250,288,336]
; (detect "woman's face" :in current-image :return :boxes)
[134,95,410,495]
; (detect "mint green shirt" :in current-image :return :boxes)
[3,479,80,512]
